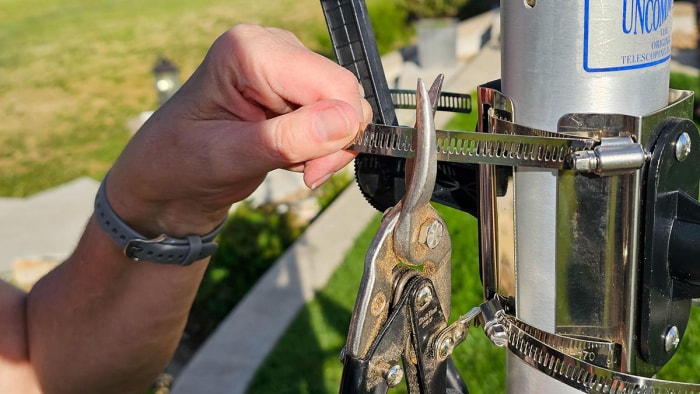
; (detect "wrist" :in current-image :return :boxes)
[95,174,226,266]
[103,168,228,238]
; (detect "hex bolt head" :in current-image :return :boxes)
[416,285,433,309]
[664,326,680,353]
[675,132,692,162]
[384,363,403,388]
[424,220,444,249]
[488,325,509,348]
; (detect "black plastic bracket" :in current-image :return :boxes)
[640,117,700,366]
[320,0,480,217]
[320,0,397,126]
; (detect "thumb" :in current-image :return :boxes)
[260,100,359,167]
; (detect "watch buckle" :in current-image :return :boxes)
[124,234,169,261]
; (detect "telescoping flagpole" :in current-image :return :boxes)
[500,0,671,392]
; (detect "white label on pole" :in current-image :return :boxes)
[584,0,672,72]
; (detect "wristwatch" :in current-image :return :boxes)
[94,177,225,266]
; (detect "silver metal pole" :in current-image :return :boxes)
[501,0,671,391]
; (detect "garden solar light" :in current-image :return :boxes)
[152,57,180,106]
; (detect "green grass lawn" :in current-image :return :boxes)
[0,0,411,197]
[0,0,315,196]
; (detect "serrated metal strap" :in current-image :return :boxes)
[509,318,622,371]
[390,89,472,114]
[347,124,598,169]
[504,315,700,393]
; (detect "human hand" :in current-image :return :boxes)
[106,25,371,238]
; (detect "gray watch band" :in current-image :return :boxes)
[94,177,225,266]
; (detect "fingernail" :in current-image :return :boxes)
[311,172,334,190]
[315,105,351,142]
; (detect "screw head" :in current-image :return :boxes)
[488,325,509,348]
[664,326,680,352]
[416,286,433,309]
[675,132,692,162]
[384,363,403,388]
[438,336,454,359]
[424,220,444,249]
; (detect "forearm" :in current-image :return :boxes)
[26,216,208,393]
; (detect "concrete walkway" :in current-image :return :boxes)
[0,177,98,283]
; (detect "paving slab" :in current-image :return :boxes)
[0,177,98,275]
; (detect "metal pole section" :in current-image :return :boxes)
[501,0,671,392]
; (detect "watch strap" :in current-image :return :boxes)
[94,177,224,266]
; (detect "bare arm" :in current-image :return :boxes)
[1,25,370,394]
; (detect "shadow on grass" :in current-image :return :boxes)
[245,216,378,394]
[243,215,379,394]
[247,292,353,394]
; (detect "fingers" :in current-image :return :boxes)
[303,150,358,189]
[127,25,375,213]
[212,25,368,123]
[257,99,360,167]
[211,97,360,190]
[198,24,374,183]
[263,26,306,47]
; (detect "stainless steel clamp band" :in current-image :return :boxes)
[347,116,648,175]
[505,315,700,394]
[436,296,700,393]
[347,123,601,170]
[458,297,700,394]
[348,87,694,177]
